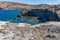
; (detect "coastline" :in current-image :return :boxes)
[0,21,60,40]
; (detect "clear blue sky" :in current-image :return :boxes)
[0,0,60,5]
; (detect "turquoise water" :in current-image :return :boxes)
[0,10,38,24]
[10,17,38,24]
[0,10,21,21]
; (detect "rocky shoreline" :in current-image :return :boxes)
[0,21,60,40]
[0,2,60,40]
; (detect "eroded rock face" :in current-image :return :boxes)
[21,9,59,23]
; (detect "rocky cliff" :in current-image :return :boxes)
[0,2,60,40]
[0,2,60,23]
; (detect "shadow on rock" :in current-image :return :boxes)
[21,9,60,23]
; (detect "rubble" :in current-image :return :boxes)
[0,21,60,40]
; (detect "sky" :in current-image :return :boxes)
[0,0,60,5]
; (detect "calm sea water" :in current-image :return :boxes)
[10,17,38,24]
[0,10,21,21]
[0,10,38,24]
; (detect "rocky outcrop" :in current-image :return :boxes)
[0,2,60,40]
[21,9,59,23]
[0,21,60,40]
[0,2,60,23]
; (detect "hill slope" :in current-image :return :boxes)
[0,2,60,23]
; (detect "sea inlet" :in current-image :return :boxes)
[0,10,38,24]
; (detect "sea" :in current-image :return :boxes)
[0,10,38,24]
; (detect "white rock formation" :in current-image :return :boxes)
[17,23,31,27]
[0,21,9,29]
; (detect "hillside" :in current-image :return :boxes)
[0,2,60,40]
[0,2,60,23]
[0,2,57,10]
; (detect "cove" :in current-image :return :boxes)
[0,10,21,21]
[0,10,38,24]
